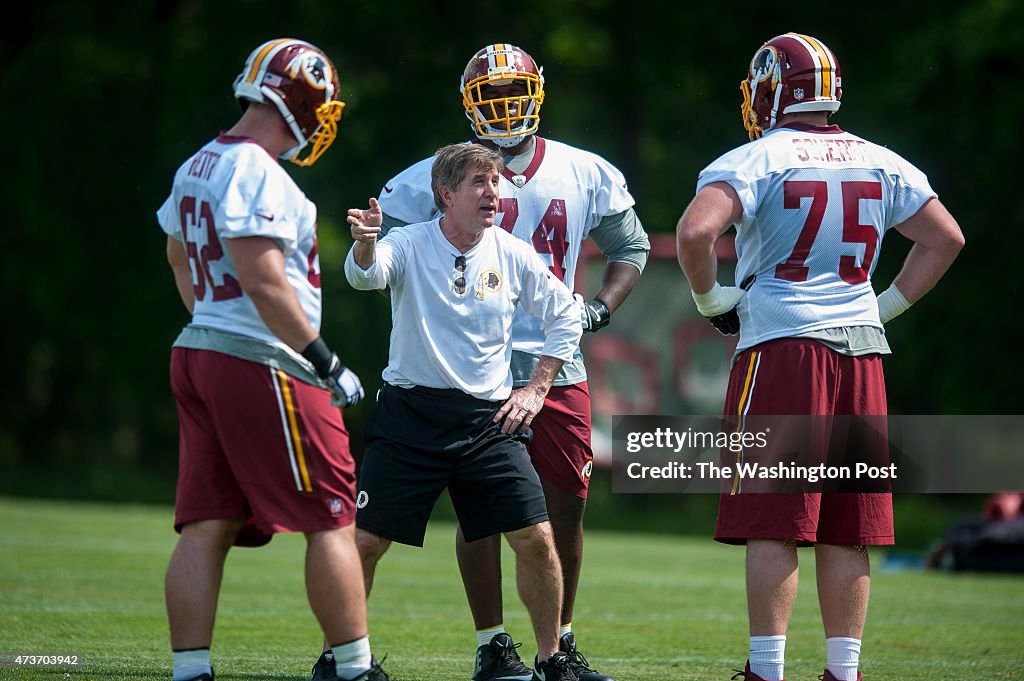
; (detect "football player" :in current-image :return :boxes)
[157,39,386,681]
[312,42,648,681]
[676,32,963,681]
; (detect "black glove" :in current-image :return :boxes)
[573,293,611,332]
[301,337,365,407]
[706,308,740,335]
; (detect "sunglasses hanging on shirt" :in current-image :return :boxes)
[453,255,467,296]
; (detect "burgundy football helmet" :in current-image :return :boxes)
[233,38,345,166]
[740,33,842,141]
[461,43,545,148]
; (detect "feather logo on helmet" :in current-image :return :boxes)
[285,52,332,91]
[750,46,779,84]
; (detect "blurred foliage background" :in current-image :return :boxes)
[2,0,1021,546]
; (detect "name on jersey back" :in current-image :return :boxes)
[791,138,867,164]
[187,150,221,181]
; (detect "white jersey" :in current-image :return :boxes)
[156,135,323,358]
[378,137,634,356]
[344,219,581,401]
[697,123,936,352]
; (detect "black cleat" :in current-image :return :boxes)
[311,652,389,681]
[473,633,533,681]
[559,633,614,681]
[311,651,335,681]
[532,652,576,681]
[351,656,389,681]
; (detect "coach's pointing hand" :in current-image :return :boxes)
[349,198,382,270]
[348,197,382,242]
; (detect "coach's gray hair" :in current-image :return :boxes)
[431,144,504,212]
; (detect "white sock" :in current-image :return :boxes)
[332,637,372,680]
[826,637,861,681]
[477,624,506,649]
[172,648,211,681]
[749,635,786,681]
[559,623,572,638]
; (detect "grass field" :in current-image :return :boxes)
[1,497,1022,680]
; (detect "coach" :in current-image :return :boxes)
[343,143,583,680]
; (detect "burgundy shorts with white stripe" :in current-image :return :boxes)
[714,338,894,547]
[170,348,356,540]
[528,382,594,499]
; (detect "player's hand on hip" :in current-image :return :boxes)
[347,197,383,242]
[573,293,611,332]
[691,282,745,336]
[494,387,544,434]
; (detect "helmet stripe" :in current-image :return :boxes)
[791,33,835,99]
[244,38,290,85]
[800,34,835,98]
[493,43,508,69]
[785,34,822,100]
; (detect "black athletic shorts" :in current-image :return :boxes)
[355,384,549,546]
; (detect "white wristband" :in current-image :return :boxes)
[691,282,745,317]
[876,284,911,324]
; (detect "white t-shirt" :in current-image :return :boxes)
[345,220,581,400]
[697,123,936,352]
[378,137,634,356]
[156,135,323,360]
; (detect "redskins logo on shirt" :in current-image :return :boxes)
[476,270,503,299]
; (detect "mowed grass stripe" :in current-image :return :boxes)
[1,497,1022,680]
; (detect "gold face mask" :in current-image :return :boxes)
[462,72,544,141]
[290,100,345,167]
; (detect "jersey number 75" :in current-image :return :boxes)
[775,180,882,284]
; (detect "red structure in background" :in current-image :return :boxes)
[574,234,738,464]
